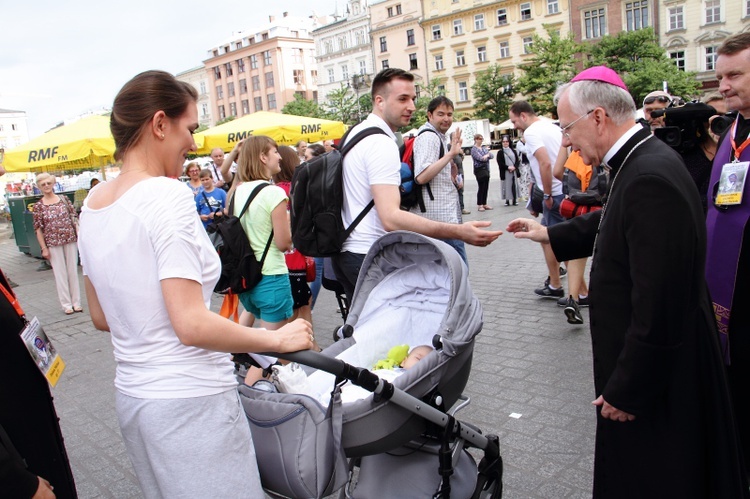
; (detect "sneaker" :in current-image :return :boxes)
[557,295,591,308]
[534,284,564,298]
[577,295,590,308]
[461,209,471,215]
[564,296,584,324]
[559,267,567,278]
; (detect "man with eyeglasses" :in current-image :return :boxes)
[507,65,747,498]
[642,90,672,131]
[707,31,750,481]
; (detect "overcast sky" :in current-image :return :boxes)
[0,0,340,139]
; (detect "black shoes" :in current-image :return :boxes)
[535,284,564,298]
[557,295,590,307]
[563,296,584,324]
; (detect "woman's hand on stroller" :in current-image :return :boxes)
[275,318,317,353]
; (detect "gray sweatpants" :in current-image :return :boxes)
[116,389,263,498]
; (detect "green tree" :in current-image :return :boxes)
[281,93,326,118]
[586,28,701,104]
[516,26,582,117]
[471,65,515,123]
[215,116,236,126]
[322,84,360,125]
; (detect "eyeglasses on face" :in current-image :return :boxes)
[643,95,671,105]
[560,109,594,140]
[39,181,54,186]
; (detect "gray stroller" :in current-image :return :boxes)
[239,231,503,498]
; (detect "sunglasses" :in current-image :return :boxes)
[643,95,671,105]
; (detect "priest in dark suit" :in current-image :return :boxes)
[507,66,748,498]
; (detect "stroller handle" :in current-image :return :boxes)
[268,349,382,392]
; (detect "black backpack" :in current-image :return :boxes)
[206,183,274,294]
[399,128,441,212]
[290,126,387,257]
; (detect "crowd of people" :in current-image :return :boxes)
[5,31,750,498]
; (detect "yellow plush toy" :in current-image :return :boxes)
[373,344,410,370]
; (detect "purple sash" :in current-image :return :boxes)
[705,135,750,364]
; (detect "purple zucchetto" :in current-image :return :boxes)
[570,66,628,91]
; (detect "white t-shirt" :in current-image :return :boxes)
[79,177,236,399]
[524,119,563,196]
[341,113,401,254]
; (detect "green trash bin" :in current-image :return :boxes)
[8,192,77,257]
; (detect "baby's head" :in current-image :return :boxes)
[401,345,433,369]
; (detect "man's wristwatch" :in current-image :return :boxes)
[543,194,551,200]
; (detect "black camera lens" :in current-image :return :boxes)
[711,114,736,136]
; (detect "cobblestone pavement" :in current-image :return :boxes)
[1,169,596,498]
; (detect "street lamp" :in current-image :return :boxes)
[350,73,371,122]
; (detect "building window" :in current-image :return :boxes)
[263,50,272,66]
[324,39,334,54]
[474,14,485,30]
[625,1,649,31]
[268,93,277,109]
[227,82,235,97]
[213,66,222,80]
[477,46,487,62]
[229,102,237,116]
[705,0,721,23]
[397,4,402,14]
[382,59,390,69]
[456,50,466,66]
[705,45,718,71]
[409,53,418,70]
[520,2,532,21]
[265,72,274,87]
[338,36,348,50]
[435,54,444,70]
[548,0,559,14]
[499,41,510,58]
[328,68,335,83]
[584,8,607,38]
[407,29,415,46]
[746,0,750,17]
[523,37,534,54]
[453,19,463,35]
[201,103,208,117]
[250,55,258,69]
[432,25,442,40]
[668,6,684,30]
[311,70,318,84]
[438,84,446,95]
[252,75,260,91]
[458,81,469,102]
[380,36,387,52]
[200,81,207,94]
[497,8,508,25]
[359,60,367,74]
[237,58,246,73]
[216,85,224,99]
[225,62,233,76]
[239,79,247,94]
[254,97,263,112]
[293,70,304,84]
[356,30,366,45]
[387,6,393,17]
[341,64,349,81]
[292,48,303,63]
[241,100,249,115]
[218,105,226,120]
[670,51,685,71]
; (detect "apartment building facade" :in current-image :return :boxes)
[203,13,321,127]
[175,66,213,128]
[421,0,570,115]
[0,109,29,150]
[313,0,375,106]
[370,0,428,85]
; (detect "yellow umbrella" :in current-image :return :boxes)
[196,111,346,154]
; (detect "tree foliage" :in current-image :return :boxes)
[516,26,582,117]
[281,93,326,118]
[585,28,701,104]
[322,84,360,125]
[216,116,236,126]
[471,64,515,123]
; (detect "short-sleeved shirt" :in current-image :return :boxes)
[33,196,77,247]
[233,180,288,275]
[78,177,235,399]
[524,119,563,196]
[340,113,401,255]
[195,188,227,228]
[411,123,460,223]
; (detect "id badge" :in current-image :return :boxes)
[716,162,749,206]
[20,317,66,387]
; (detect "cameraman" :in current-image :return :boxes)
[642,90,672,131]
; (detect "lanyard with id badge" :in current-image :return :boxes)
[716,119,750,207]
[0,279,66,386]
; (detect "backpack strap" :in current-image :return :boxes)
[339,126,389,237]
[412,127,443,211]
[232,182,275,271]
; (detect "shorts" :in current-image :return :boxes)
[541,194,565,227]
[288,270,312,309]
[239,274,293,323]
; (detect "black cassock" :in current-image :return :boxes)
[548,127,748,498]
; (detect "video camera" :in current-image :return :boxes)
[650,102,737,153]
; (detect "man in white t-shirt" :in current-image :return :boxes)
[509,100,565,298]
[207,148,228,191]
[333,68,503,301]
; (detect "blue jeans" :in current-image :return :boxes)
[541,194,565,227]
[332,251,366,304]
[309,257,324,309]
[442,239,468,267]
